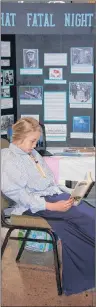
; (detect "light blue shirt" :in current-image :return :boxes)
[1,143,61,215]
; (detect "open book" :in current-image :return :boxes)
[71,172,94,206]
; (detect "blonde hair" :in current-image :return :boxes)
[12,117,41,142]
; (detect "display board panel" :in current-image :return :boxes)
[16,34,94,147]
[1,34,17,137]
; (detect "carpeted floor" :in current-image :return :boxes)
[1,229,95,307]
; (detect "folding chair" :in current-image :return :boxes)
[1,193,62,295]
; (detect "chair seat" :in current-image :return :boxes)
[11,214,51,228]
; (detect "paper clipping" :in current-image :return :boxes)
[44,53,67,66]
[1,41,11,57]
[1,59,10,67]
[1,98,13,110]
[45,124,67,141]
[44,91,66,121]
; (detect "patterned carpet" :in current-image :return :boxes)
[1,235,95,307]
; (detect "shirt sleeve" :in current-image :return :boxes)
[1,160,46,214]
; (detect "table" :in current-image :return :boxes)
[58,156,95,183]
[44,155,95,182]
[44,155,95,207]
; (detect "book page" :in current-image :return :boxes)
[71,181,88,198]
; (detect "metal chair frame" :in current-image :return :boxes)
[1,210,62,295]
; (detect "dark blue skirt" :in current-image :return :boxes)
[23,192,95,296]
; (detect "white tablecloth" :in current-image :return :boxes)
[58,156,95,183]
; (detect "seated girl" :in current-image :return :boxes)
[1,117,95,296]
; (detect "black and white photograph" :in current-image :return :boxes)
[1,59,10,67]
[1,86,10,98]
[3,70,14,86]
[20,86,43,105]
[71,47,93,73]
[1,114,14,135]
[1,41,11,57]
[1,70,3,86]
[69,82,93,106]
[23,49,39,68]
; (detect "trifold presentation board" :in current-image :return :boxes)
[1,3,95,147]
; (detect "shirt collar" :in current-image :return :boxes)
[9,143,36,156]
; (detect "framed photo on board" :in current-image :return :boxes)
[1,86,10,98]
[1,114,14,135]
[3,70,14,86]
[19,86,43,105]
[1,41,11,57]
[71,47,93,73]
[1,59,10,67]
[49,68,63,80]
[23,49,39,68]
[69,82,93,108]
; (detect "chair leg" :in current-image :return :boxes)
[52,236,62,295]
[16,229,31,262]
[1,228,13,259]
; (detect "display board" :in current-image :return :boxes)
[16,34,94,147]
[1,3,95,35]
[1,3,95,147]
[1,35,17,136]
